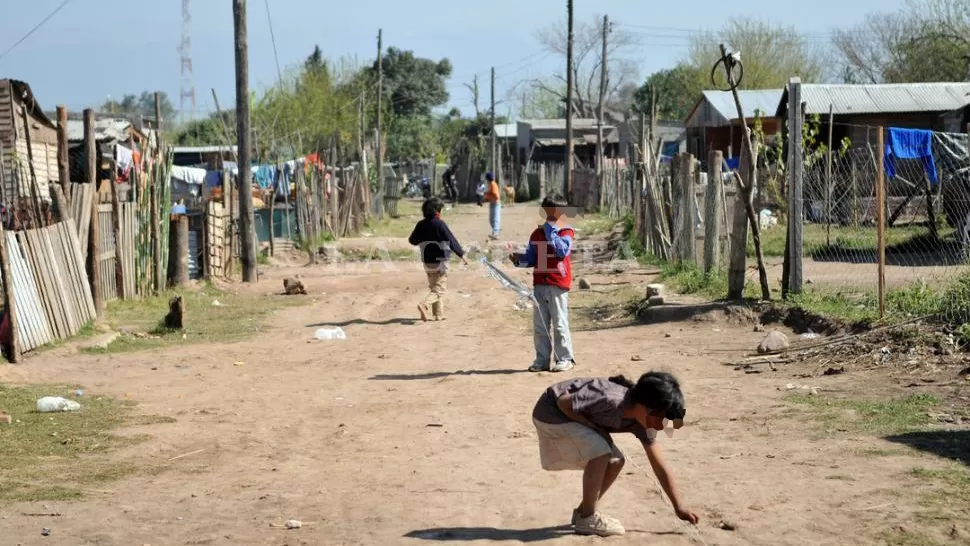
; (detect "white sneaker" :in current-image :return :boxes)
[550,360,575,372]
[574,512,625,537]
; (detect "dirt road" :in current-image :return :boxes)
[0,202,961,545]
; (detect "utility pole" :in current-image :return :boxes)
[233,0,257,282]
[375,29,384,218]
[596,14,609,186]
[491,66,497,183]
[565,0,575,199]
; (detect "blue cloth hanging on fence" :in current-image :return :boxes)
[884,127,939,187]
[725,157,741,171]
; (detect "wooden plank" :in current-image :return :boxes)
[55,222,90,328]
[49,224,82,334]
[62,222,90,327]
[20,231,62,341]
[24,229,67,340]
[38,227,75,337]
[42,225,80,335]
[61,219,96,320]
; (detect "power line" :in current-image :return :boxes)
[0,0,75,64]
[263,0,285,87]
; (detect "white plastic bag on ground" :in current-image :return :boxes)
[37,397,82,413]
[314,327,347,341]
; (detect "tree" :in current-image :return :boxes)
[834,0,970,83]
[634,64,704,121]
[366,47,452,117]
[102,91,175,122]
[174,111,237,147]
[686,17,824,90]
[509,81,564,119]
[532,14,640,117]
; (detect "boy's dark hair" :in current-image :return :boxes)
[422,197,444,219]
[610,371,686,420]
[542,194,568,209]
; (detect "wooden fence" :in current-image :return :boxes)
[6,222,96,353]
[96,202,136,302]
[68,182,94,261]
[205,200,230,279]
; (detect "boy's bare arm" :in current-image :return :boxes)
[643,442,699,523]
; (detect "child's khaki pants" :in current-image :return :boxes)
[422,265,448,318]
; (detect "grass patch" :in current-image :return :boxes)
[909,467,970,505]
[0,384,158,504]
[788,393,939,437]
[362,199,423,238]
[749,222,953,258]
[86,285,302,354]
[575,213,619,236]
[337,247,416,262]
[571,285,643,330]
[877,530,945,546]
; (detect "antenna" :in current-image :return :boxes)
[179,0,196,123]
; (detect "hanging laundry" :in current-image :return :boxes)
[204,170,222,188]
[115,144,134,172]
[885,128,939,186]
[170,165,207,186]
[272,168,290,198]
[254,165,276,188]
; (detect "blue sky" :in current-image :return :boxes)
[1,0,903,122]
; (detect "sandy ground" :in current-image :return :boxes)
[0,201,964,545]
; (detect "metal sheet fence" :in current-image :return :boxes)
[6,222,96,353]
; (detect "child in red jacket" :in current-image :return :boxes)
[509,195,576,373]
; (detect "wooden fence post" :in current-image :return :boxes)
[109,159,126,299]
[681,154,697,264]
[83,109,103,315]
[783,80,805,299]
[56,106,71,205]
[169,214,189,287]
[876,127,886,319]
[0,223,21,363]
[705,151,724,275]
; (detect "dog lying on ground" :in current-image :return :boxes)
[503,185,515,205]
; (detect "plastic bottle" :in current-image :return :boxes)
[36,397,82,413]
[314,327,347,341]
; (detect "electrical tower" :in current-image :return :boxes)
[179,0,196,123]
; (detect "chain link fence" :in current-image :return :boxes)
[791,124,970,324]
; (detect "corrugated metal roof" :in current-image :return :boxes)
[65,118,133,142]
[173,145,237,154]
[687,89,783,127]
[519,118,602,130]
[492,123,516,139]
[777,83,970,116]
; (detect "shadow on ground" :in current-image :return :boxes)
[404,526,571,542]
[370,369,529,381]
[884,430,970,466]
[404,526,686,542]
[307,318,418,327]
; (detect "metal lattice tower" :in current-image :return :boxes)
[179,0,196,123]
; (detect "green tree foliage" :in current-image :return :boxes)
[102,91,176,122]
[365,47,452,118]
[634,64,704,121]
[173,111,236,147]
[686,17,824,90]
[252,49,363,160]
